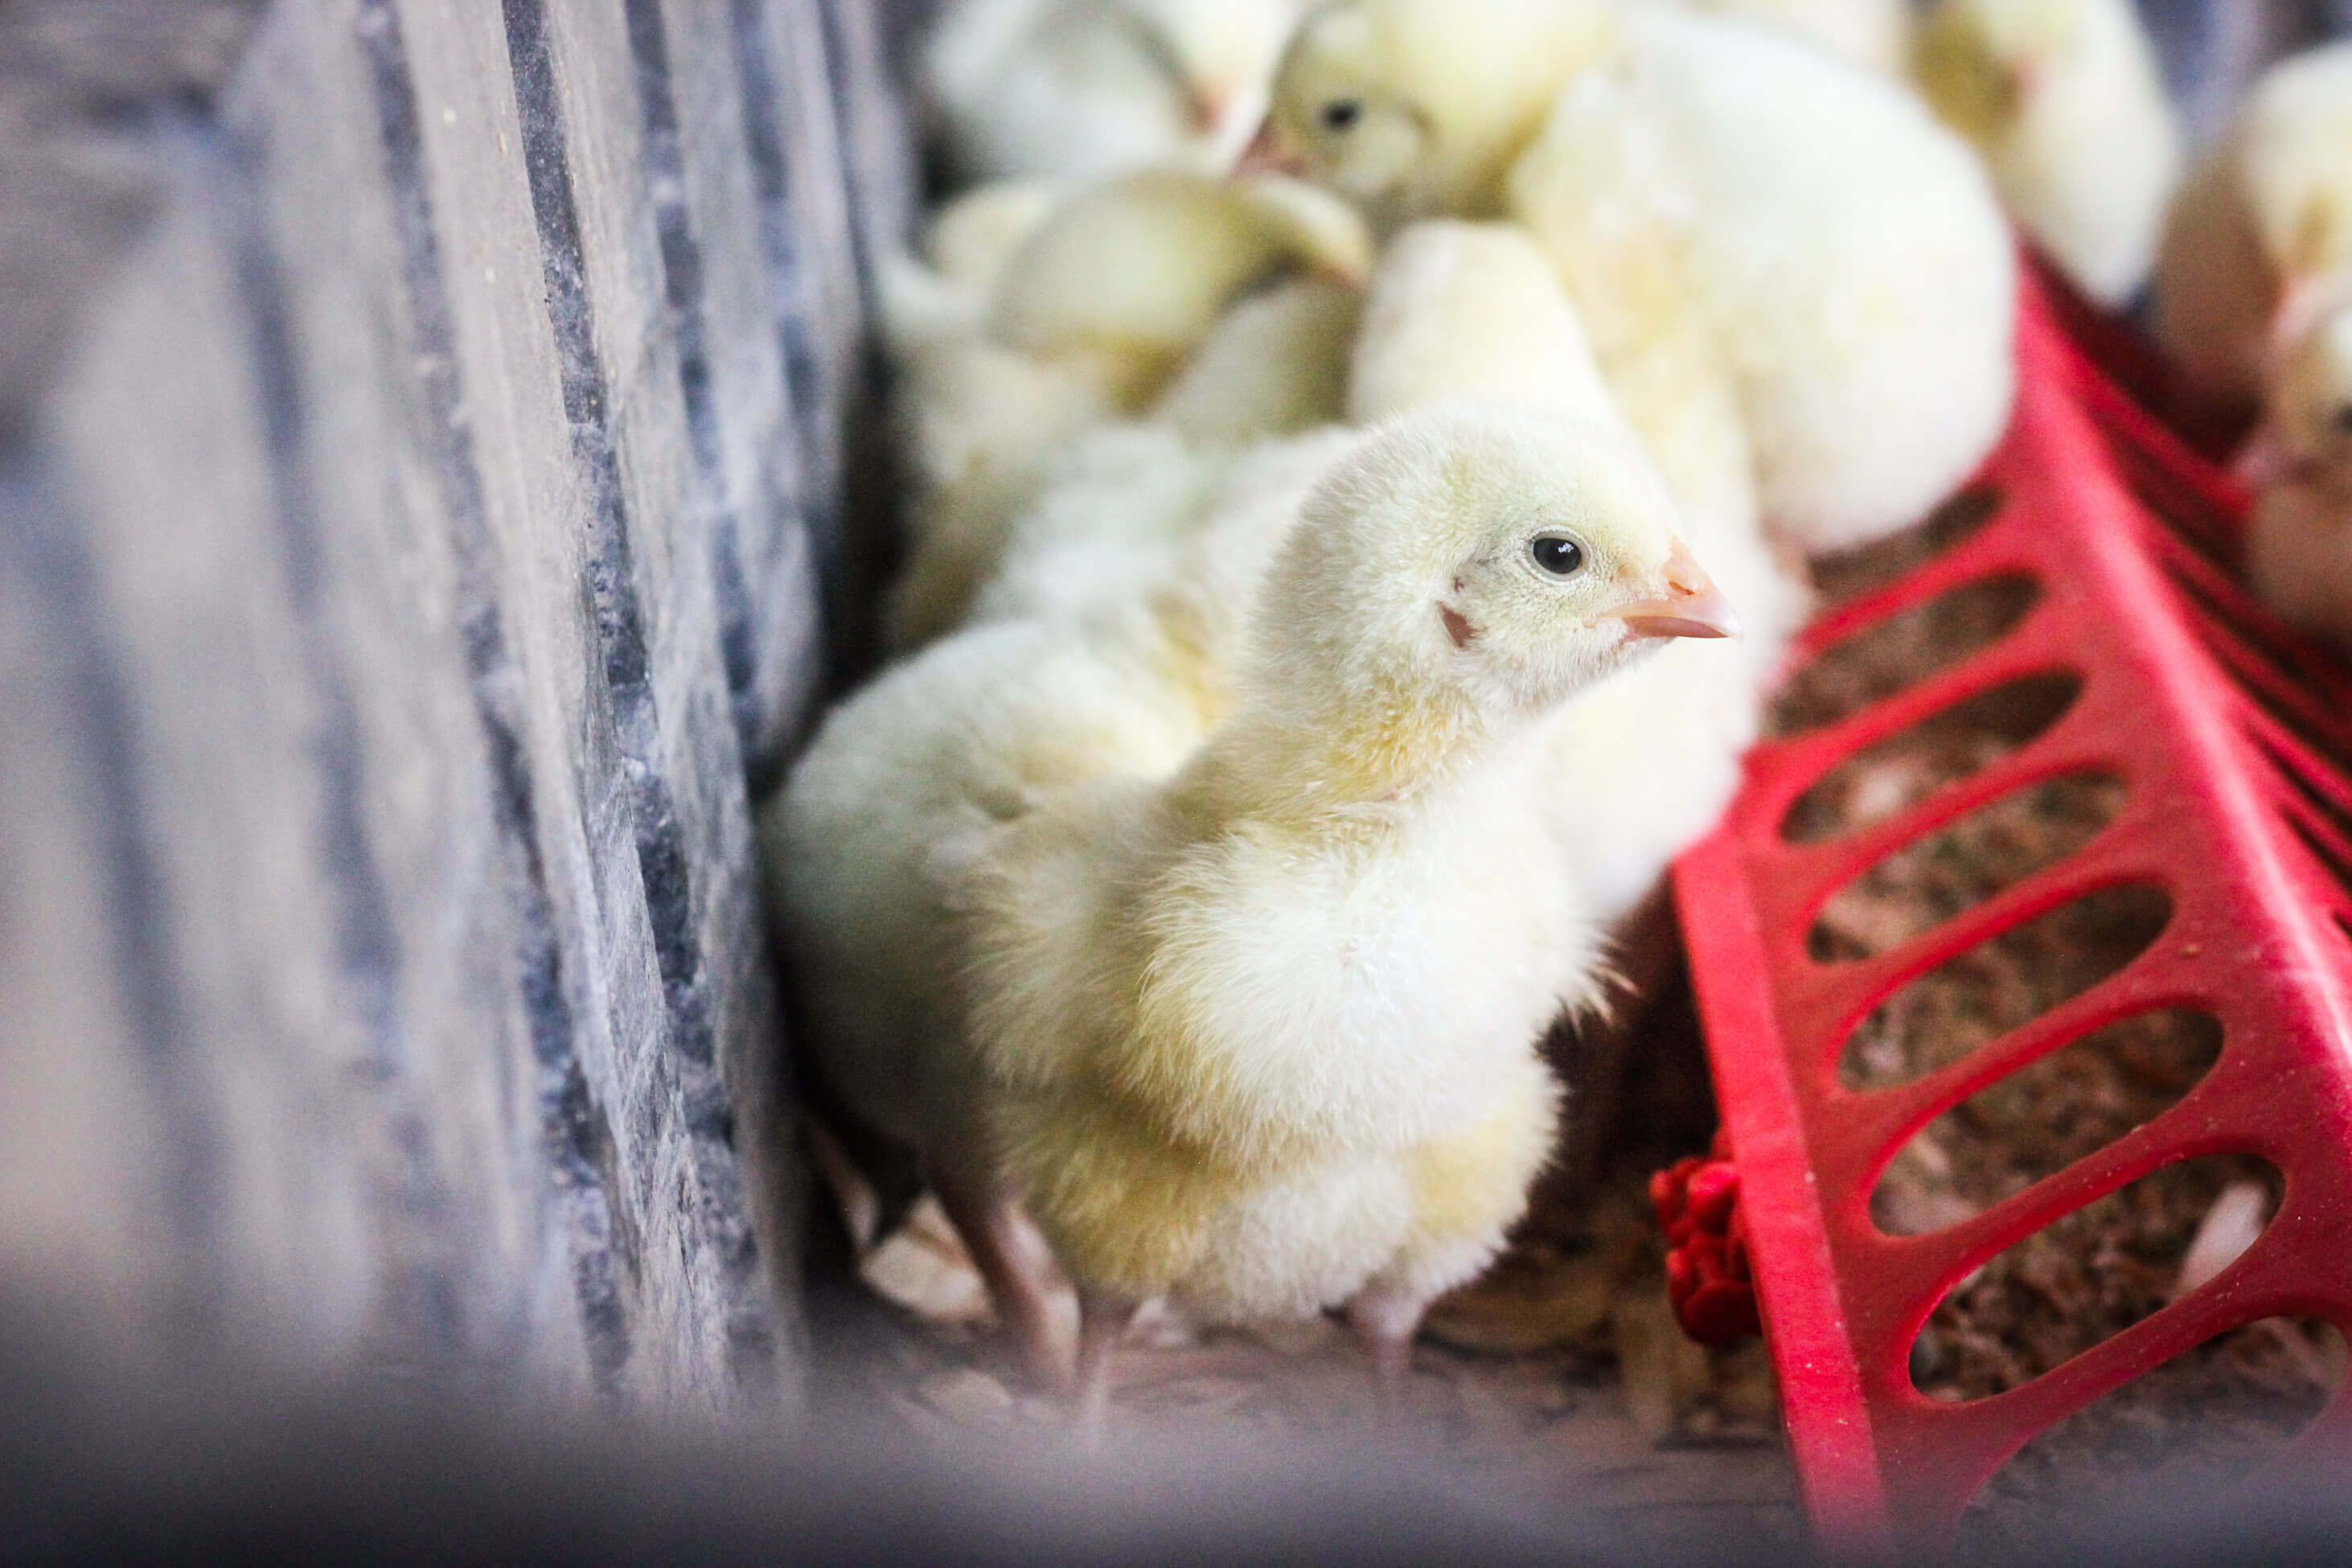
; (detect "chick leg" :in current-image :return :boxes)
[930,1167,1072,1391]
[1073,1287,1140,1435]
[1344,1283,1430,1406]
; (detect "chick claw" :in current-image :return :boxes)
[1073,1287,1142,1444]
[931,1170,1076,1392]
[1345,1286,1429,1418]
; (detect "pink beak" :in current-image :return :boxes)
[1186,83,1230,134]
[2235,429,2291,488]
[1614,539,1741,641]
[2231,427,2324,491]
[1233,117,1306,179]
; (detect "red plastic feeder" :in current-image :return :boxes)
[1673,277,2352,1550]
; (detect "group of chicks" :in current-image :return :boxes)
[758,0,2352,1418]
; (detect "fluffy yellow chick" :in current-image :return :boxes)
[1262,0,2017,554]
[967,421,1366,636]
[2245,297,2352,646]
[1504,10,2017,552]
[874,179,1071,354]
[988,170,1371,405]
[1677,0,1911,75]
[1915,0,2183,308]
[1256,0,1619,228]
[923,0,1306,185]
[1147,274,1363,441]
[957,405,1740,1404]
[888,170,1372,649]
[763,581,1245,1380]
[1349,221,1804,923]
[2155,40,2352,417]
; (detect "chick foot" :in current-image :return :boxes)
[932,1168,1073,1392]
[1344,1285,1430,1418]
[1073,1287,1141,1442]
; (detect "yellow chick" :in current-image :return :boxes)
[2155,40,2352,417]
[924,0,1307,186]
[887,170,1373,649]
[1147,274,1363,441]
[987,170,1371,405]
[763,584,1240,1381]
[1504,10,2017,552]
[874,179,1072,354]
[957,405,1741,1405]
[1349,220,1805,923]
[1256,0,1619,229]
[967,421,1365,637]
[2245,296,2352,646]
[1677,0,1911,75]
[1915,0,2183,308]
[1262,0,2017,554]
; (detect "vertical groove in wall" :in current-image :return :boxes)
[728,0,837,626]
[352,0,628,1387]
[620,0,761,766]
[501,0,773,1390]
[198,111,462,1358]
[0,466,224,1341]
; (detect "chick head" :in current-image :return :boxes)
[2237,42,2352,285]
[1111,0,1303,161]
[1917,0,2120,144]
[1255,0,1615,226]
[989,169,1371,404]
[1258,404,1738,724]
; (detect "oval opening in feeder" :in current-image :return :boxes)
[1837,882,2173,1091]
[1774,572,2043,737]
[1808,768,2128,963]
[1807,483,2008,607]
[1954,1313,2345,1554]
[1780,673,2085,845]
[1869,1008,2224,1237]
[1907,1153,2287,1404]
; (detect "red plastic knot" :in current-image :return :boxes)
[1651,1132,1761,1346]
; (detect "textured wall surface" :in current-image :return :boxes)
[0,0,910,1411]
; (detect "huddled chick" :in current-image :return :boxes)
[956,407,1738,1404]
[924,0,1305,186]
[1675,0,1911,75]
[2243,295,2352,646]
[1258,0,2017,554]
[1914,0,2183,308]
[2153,40,2352,642]
[1348,221,1804,923]
[765,550,1256,1377]
[886,169,1371,648]
[2154,39,2352,417]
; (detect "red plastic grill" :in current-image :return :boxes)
[1675,277,2352,1551]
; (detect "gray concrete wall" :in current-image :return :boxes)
[0,0,909,1412]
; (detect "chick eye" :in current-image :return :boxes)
[1320,99,1362,133]
[1529,534,1586,577]
[2332,403,2352,435]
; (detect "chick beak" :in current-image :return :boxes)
[2235,428,2292,489]
[1613,540,1741,640]
[2234,426,2322,490]
[1233,117,1306,179]
[1186,82,1229,135]
[2005,59,2042,107]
